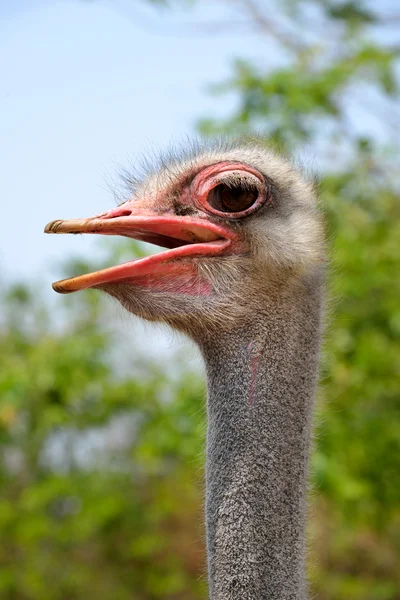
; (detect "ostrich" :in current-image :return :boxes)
[45,140,324,600]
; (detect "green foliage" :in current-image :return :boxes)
[309,172,400,598]
[0,280,206,599]
[199,46,397,147]
[326,1,376,25]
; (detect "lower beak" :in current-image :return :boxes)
[44,208,235,294]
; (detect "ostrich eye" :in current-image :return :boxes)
[208,183,259,214]
[192,165,268,219]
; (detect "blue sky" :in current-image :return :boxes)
[0,0,276,284]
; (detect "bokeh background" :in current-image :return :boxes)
[1,1,399,598]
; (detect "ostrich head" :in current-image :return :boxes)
[45,140,323,340]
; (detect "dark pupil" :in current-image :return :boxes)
[210,184,258,213]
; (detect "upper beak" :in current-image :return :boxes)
[44,206,236,294]
[44,207,226,245]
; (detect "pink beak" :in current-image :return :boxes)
[44,205,236,294]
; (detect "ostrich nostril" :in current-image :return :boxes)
[111,209,132,218]
[102,208,132,219]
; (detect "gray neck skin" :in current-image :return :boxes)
[200,279,322,600]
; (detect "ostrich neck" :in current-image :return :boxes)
[201,279,322,600]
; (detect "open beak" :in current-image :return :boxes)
[44,207,236,294]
